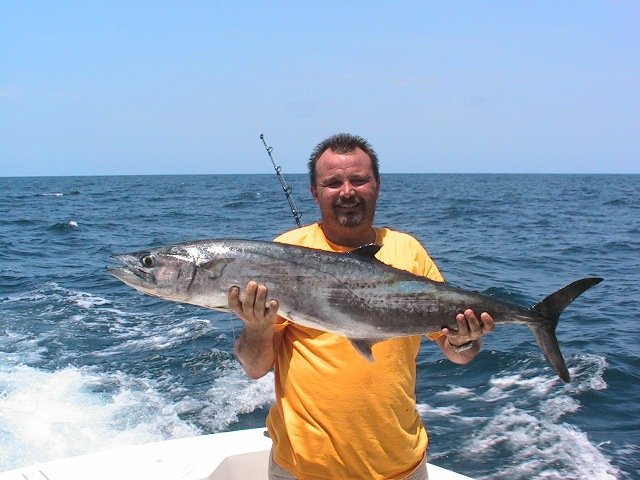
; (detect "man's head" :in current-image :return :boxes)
[307,133,380,187]
[308,133,381,246]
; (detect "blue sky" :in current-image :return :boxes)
[1,1,638,176]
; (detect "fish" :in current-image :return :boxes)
[107,238,603,382]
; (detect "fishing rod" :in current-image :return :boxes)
[260,133,302,228]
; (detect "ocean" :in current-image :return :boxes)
[0,173,638,479]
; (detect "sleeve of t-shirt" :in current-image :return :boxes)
[412,237,445,283]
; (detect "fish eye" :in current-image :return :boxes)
[141,255,156,268]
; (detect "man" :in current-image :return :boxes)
[229,133,494,479]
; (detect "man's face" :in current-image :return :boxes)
[310,147,380,231]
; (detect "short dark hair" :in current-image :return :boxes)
[307,133,380,186]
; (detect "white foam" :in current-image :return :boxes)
[435,385,474,398]
[451,353,620,479]
[0,364,199,471]
[567,353,608,394]
[2,283,97,306]
[416,402,461,418]
[68,290,111,308]
[200,360,275,431]
[466,405,619,479]
[483,371,559,402]
[0,334,48,365]
[96,316,216,356]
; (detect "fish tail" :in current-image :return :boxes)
[528,277,603,382]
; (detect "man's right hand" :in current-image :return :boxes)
[228,281,279,331]
[229,281,280,379]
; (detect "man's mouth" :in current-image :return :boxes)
[336,201,361,209]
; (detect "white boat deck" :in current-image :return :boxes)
[0,428,473,480]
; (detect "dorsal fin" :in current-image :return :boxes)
[349,243,382,259]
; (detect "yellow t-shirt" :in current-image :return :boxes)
[266,223,444,480]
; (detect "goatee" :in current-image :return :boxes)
[334,200,366,227]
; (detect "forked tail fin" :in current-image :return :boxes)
[528,277,603,382]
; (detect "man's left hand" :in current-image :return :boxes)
[445,309,495,346]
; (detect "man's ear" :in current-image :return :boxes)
[310,185,318,202]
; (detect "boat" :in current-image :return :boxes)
[0,427,474,479]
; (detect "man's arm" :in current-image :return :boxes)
[229,281,283,379]
[436,310,494,364]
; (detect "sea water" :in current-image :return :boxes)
[0,174,638,479]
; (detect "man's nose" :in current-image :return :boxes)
[339,181,355,196]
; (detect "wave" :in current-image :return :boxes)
[0,364,199,471]
[420,353,618,479]
[35,190,81,197]
[48,220,79,231]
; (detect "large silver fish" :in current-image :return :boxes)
[107,238,602,382]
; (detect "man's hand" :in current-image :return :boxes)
[447,309,494,345]
[230,281,280,379]
[438,310,495,364]
[229,281,279,332]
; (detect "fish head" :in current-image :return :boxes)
[107,246,198,302]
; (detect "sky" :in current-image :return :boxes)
[1,1,638,176]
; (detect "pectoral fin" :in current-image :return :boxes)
[350,339,376,361]
[200,258,234,278]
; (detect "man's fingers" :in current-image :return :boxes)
[228,285,241,313]
[480,312,495,332]
[456,311,471,335]
[228,281,277,323]
[242,281,258,316]
[464,309,483,335]
[266,299,279,319]
[254,284,268,317]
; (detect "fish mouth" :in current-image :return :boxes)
[106,254,151,286]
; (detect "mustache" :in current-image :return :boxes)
[335,198,363,208]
